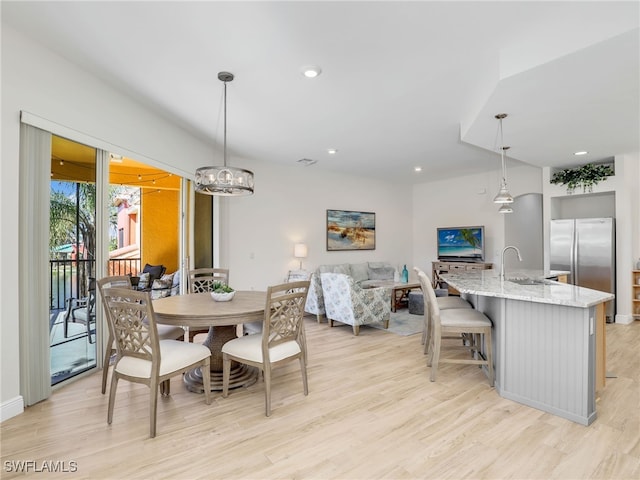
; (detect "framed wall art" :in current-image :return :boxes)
[326,209,376,251]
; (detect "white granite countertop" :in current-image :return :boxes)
[440,269,614,308]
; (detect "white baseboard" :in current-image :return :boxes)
[0,396,24,423]
[615,314,634,325]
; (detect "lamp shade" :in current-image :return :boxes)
[498,204,514,214]
[294,243,308,258]
[493,183,514,204]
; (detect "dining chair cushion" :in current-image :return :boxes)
[222,334,301,364]
[156,324,186,340]
[115,340,210,378]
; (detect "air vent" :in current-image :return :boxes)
[297,158,317,166]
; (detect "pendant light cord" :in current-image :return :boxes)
[499,117,507,184]
[223,79,227,168]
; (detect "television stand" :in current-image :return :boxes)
[432,260,493,295]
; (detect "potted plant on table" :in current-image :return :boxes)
[210,281,235,302]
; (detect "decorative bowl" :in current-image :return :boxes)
[210,291,235,302]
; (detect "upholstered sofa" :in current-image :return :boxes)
[305,261,396,322]
[132,264,181,299]
[320,272,391,335]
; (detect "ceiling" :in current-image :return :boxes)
[3,1,639,184]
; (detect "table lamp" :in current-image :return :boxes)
[294,243,308,270]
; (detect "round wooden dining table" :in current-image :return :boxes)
[153,290,266,393]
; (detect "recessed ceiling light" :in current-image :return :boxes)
[327,148,338,155]
[574,151,588,156]
[301,65,322,78]
[414,166,422,172]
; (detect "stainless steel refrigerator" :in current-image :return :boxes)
[550,218,616,322]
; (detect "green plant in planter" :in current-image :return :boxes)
[212,281,234,293]
[550,163,613,194]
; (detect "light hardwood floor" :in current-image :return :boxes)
[2,317,639,479]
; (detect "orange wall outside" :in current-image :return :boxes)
[141,189,180,273]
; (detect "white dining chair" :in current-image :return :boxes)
[221,280,310,416]
[96,275,185,395]
[187,268,230,341]
[101,287,212,437]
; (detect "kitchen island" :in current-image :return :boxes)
[440,269,614,426]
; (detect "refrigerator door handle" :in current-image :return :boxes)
[573,224,579,285]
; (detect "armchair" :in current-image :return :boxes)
[320,273,391,336]
[304,272,326,323]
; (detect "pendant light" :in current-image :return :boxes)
[195,72,254,196]
[493,113,513,209]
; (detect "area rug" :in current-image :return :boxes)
[370,310,423,336]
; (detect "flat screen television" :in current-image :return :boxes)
[437,226,485,262]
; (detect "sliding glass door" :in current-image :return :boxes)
[20,115,190,403]
[49,136,97,385]
[49,137,186,386]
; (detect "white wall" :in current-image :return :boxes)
[1,25,215,421]
[219,157,414,289]
[412,163,543,277]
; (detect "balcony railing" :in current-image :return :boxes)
[49,258,141,310]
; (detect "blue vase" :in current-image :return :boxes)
[401,265,409,283]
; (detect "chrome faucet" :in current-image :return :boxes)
[500,245,523,280]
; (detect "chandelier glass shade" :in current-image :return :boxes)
[195,166,254,196]
[195,72,254,196]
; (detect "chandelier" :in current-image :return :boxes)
[493,113,513,213]
[195,72,254,196]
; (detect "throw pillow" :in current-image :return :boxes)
[142,263,165,283]
[151,278,173,299]
[332,263,351,275]
[368,266,395,280]
[368,261,389,269]
[350,263,369,283]
[137,272,151,290]
[170,271,181,296]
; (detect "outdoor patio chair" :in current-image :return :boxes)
[63,276,97,343]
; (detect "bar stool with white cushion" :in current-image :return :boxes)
[414,267,472,353]
[417,270,494,386]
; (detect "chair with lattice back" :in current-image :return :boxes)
[221,280,310,416]
[96,275,185,395]
[101,287,212,437]
[185,268,230,341]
